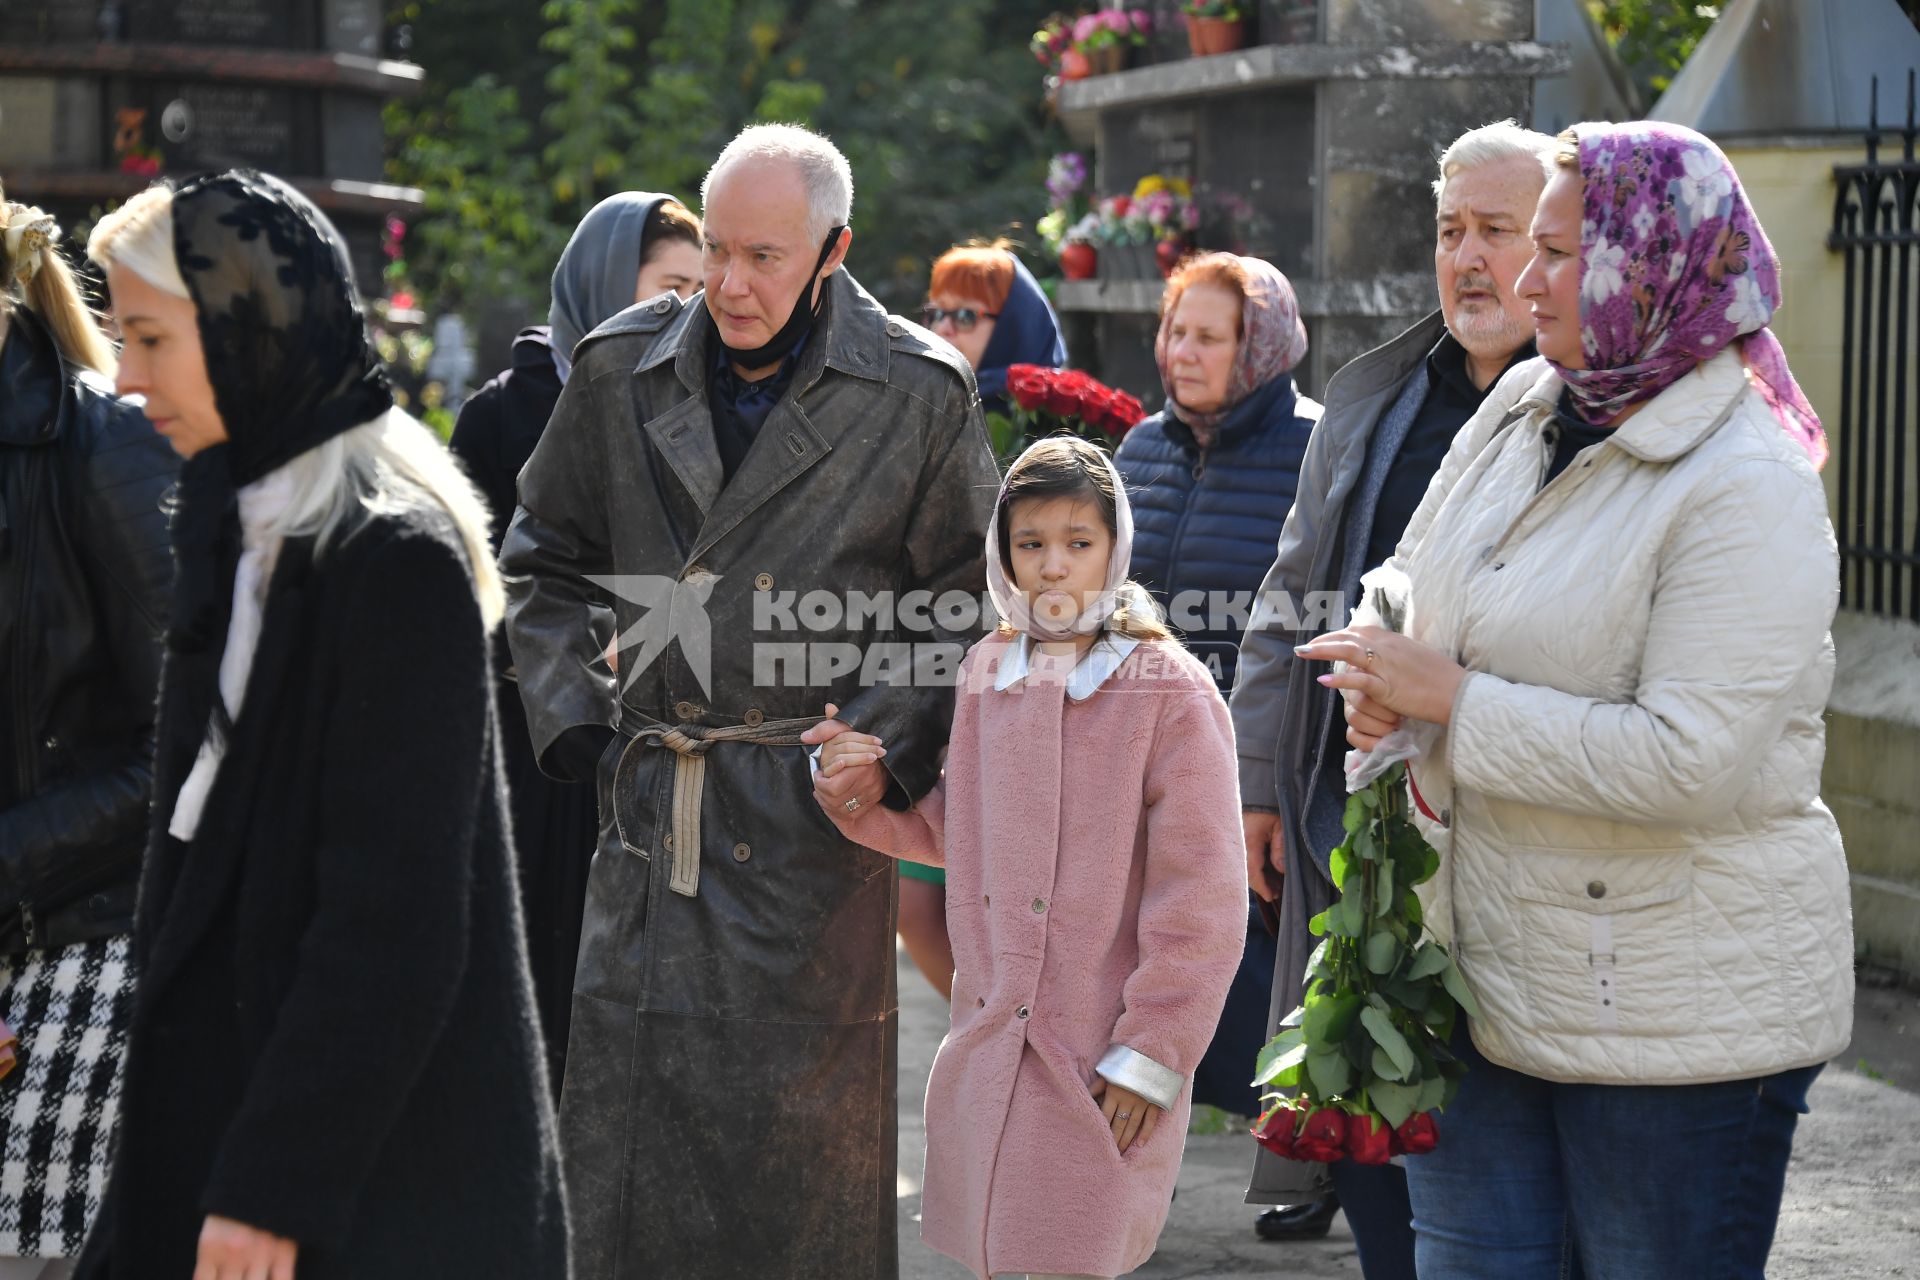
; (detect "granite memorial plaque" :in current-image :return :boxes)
[128,0,301,48]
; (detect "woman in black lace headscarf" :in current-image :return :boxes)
[76,172,566,1280]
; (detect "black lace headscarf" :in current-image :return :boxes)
[163,170,393,759]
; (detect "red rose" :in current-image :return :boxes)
[1111,392,1146,429]
[1007,365,1049,412]
[1345,1110,1392,1165]
[1079,386,1116,430]
[1043,376,1080,418]
[1109,195,1133,216]
[1293,1107,1346,1163]
[1395,1112,1439,1156]
[1251,1105,1301,1159]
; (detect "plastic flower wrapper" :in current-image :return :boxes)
[1250,560,1476,1166]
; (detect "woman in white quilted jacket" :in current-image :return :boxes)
[1295,122,1852,1280]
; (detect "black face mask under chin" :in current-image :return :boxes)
[716,225,846,370]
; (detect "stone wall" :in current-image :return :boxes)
[1727,142,1920,980]
[1824,613,1920,978]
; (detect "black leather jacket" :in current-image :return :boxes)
[0,307,176,956]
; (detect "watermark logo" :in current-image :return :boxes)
[587,572,720,697]
[585,577,1350,694]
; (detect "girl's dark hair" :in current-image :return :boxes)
[996,435,1171,642]
[641,199,702,263]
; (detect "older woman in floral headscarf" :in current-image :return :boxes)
[1295,122,1850,1280]
[1113,252,1319,1130]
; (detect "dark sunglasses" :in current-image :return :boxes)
[920,305,999,331]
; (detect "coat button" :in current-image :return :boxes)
[680,563,706,582]
[1031,897,1047,914]
[886,320,905,337]
[674,700,698,720]
[743,708,764,728]
[653,296,672,314]
[1016,1004,1031,1019]
[1587,880,1607,899]
[982,894,990,907]
[663,834,675,851]
[733,843,752,863]
[1439,808,1452,825]
[754,572,774,592]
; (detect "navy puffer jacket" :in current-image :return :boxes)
[1115,372,1321,692]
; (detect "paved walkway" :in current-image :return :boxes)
[893,948,1920,1278]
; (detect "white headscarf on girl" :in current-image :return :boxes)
[984,438,1140,642]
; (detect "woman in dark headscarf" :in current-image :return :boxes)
[450,190,700,1089]
[79,172,566,1280]
[924,241,1068,419]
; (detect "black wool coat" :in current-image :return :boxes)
[75,502,569,1280]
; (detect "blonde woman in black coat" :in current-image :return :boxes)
[75,171,567,1280]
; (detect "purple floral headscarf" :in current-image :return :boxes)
[1154,253,1308,445]
[1559,121,1826,468]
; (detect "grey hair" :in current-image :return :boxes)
[701,123,853,242]
[1431,120,1557,203]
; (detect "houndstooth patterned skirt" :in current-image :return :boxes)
[0,936,133,1258]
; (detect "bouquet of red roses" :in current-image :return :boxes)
[992,363,1146,465]
[1248,762,1476,1166]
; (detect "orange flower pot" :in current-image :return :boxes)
[1185,15,1250,56]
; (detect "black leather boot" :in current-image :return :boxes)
[1254,1192,1341,1241]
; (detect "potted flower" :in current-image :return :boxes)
[1070,8,1153,76]
[1040,212,1102,280]
[1181,0,1252,56]
[1030,14,1073,74]
[1094,194,1156,279]
[1132,174,1199,277]
[992,364,1147,465]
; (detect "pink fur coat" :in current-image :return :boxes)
[825,632,1246,1277]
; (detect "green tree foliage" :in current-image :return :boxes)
[386,0,1056,325]
[383,75,566,314]
[1586,1,1719,101]
[541,0,642,217]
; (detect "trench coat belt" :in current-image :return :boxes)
[614,713,816,897]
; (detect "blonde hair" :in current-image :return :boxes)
[85,184,190,299]
[1,186,118,375]
[1554,127,1581,169]
[88,186,504,629]
[268,408,506,629]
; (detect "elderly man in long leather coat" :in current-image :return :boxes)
[501,124,997,1278]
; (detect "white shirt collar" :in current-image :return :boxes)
[993,631,1141,701]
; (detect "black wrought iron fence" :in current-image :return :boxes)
[1831,71,1920,621]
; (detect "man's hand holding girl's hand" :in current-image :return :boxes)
[804,703,890,819]
[1091,1075,1162,1154]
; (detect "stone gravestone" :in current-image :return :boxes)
[0,0,420,296]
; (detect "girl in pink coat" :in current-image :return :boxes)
[811,437,1247,1279]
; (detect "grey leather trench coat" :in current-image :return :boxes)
[501,269,997,1278]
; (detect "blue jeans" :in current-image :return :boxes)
[1404,1028,1822,1280]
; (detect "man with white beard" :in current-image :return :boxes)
[1226,119,1556,1276]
